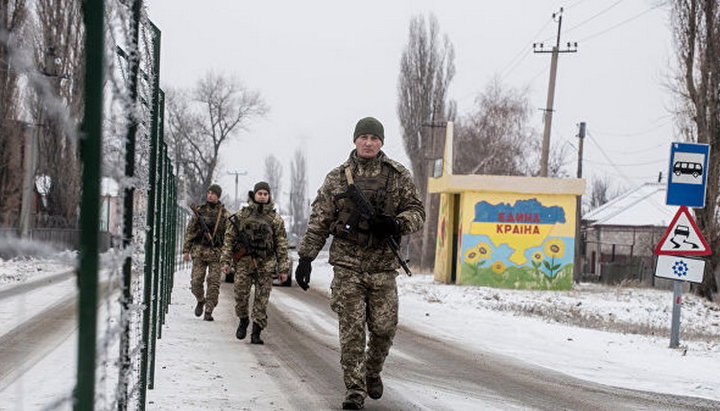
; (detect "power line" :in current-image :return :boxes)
[585,129,668,215]
[564,0,625,34]
[598,141,669,155]
[579,3,666,43]
[584,158,666,167]
[590,117,672,137]
[565,0,592,11]
[586,129,637,188]
[499,17,553,80]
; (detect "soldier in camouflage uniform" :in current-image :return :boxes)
[295,117,425,410]
[182,184,230,321]
[220,181,290,345]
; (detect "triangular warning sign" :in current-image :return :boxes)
[654,206,711,256]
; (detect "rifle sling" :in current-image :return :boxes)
[344,166,354,185]
[211,207,223,240]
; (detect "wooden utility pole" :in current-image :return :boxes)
[534,7,577,177]
[227,170,247,210]
[573,122,586,283]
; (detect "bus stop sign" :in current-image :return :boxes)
[666,142,710,208]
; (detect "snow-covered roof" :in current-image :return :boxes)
[583,182,677,227]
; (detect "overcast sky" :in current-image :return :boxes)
[147,0,674,211]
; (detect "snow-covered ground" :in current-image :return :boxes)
[1,251,719,410]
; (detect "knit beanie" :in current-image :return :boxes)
[353,117,384,143]
[208,184,222,197]
[253,181,271,194]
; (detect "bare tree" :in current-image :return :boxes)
[454,78,537,176]
[0,1,28,224]
[264,154,283,207]
[671,0,720,300]
[165,71,268,203]
[165,87,203,202]
[31,0,85,226]
[585,174,619,212]
[547,143,572,179]
[289,148,307,239]
[397,13,455,269]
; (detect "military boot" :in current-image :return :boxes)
[250,322,264,345]
[366,375,383,399]
[236,317,249,340]
[341,393,364,410]
[194,301,204,317]
[203,311,214,321]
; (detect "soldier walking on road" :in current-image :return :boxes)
[221,181,290,345]
[182,184,230,321]
[294,117,425,410]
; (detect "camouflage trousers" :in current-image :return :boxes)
[330,266,398,398]
[233,258,273,329]
[190,246,222,313]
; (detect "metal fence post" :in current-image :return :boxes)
[75,1,105,409]
[139,19,161,411]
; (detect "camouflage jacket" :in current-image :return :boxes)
[182,201,230,253]
[220,199,290,274]
[298,150,425,273]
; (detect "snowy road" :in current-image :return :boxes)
[3,255,718,410]
[258,285,720,410]
[0,270,77,390]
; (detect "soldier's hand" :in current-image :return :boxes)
[369,215,400,239]
[182,252,190,262]
[278,273,288,283]
[295,257,313,291]
[221,265,231,274]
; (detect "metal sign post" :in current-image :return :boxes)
[657,145,711,349]
[655,248,708,348]
[670,281,682,348]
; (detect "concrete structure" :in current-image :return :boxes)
[428,123,585,290]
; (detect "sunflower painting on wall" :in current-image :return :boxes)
[458,195,576,290]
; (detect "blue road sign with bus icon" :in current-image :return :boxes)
[666,142,710,208]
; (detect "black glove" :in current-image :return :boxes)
[295,257,313,291]
[369,215,401,239]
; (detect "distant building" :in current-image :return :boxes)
[582,182,677,287]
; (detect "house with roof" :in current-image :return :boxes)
[581,182,678,286]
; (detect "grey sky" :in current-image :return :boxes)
[148,0,674,210]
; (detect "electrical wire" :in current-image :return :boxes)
[579,3,666,43]
[565,0,592,11]
[587,129,641,187]
[590,114,673,137]
[585,129,669,214]
[499,17,553,80]
[584,158,666,167]
[564,0,625,34]
[598,141,670,155]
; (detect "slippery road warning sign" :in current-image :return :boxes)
[654,206,711,256]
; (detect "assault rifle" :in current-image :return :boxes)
[189,204,215,247]
[335,184,412,276]
[228,215,253,263]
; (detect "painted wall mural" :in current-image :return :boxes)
[459,194,576,290]
[433,193,453,283]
